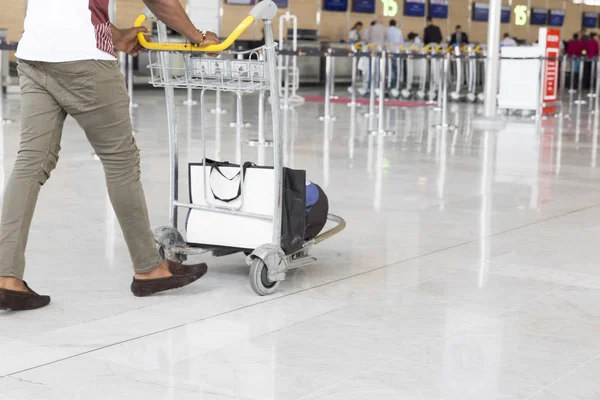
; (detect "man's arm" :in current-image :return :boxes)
[110,0,220,56]
[142,0,204,43]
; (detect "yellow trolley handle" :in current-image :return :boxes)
[134,0,278,52]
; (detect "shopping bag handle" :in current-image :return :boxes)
[134,0,278,53]
[207,160,255,203]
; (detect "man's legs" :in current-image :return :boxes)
[0,61,67,281]
[46,60,163,275]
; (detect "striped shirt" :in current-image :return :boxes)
[16,0,116,62]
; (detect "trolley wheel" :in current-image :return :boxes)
[249,258,280,296]
[157,245,187,263]
[466,93,476,103]
[449,92,461,101]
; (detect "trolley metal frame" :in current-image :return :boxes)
[134,0,345,295]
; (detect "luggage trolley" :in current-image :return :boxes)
[134,1,346,295]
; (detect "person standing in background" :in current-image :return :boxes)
[363,20,376,45]
[386,20,404,89]
[423,16,442,45]
[386,20,404,49]
[567,33,585,88]
[409,32,423,46]
[363,18,386,92]
[500,33,517,47]
[588,32,599,57]
[348,22,363,44]
[583,33,598,89]
[364,18,386,47]
[450,25,469,46]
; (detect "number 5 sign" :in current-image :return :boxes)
[382,0,399,16]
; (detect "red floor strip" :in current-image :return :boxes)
[304,96,433,107]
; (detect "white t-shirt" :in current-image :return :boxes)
[501,37,518,47]
[16,0,116,62]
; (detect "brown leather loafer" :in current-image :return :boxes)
[131,261,208,297]
[0,282,51,311]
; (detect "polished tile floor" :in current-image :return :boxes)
[1,87,600,399]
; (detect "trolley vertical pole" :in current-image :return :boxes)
[434,54,443,111]
[371,51,392,136]
[365,51,377,125]
[559,54,567,100]
[483,0,501,117]
[283,54,291,109]
[157,22,179,227]
[247,53,272,147]
[264,20,283,248]
[235,93,244,164]
[183,52,197,106]
[589,58,597,100]
[434,54,455,130]
[593,57,600,112]
[184,86,197,106]
[569,57,576,94]
[211,89,228,114]
[289,15,303,104]
[330,55,337,99]
[230,54,251,127]
[258,88,266,142]
[348,52,358,107]
[0,49,12,124]
[319,50,337,121]
[575,57,586,105]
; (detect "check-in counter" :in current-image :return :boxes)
[323,42,353,84]
[288,40,321,84]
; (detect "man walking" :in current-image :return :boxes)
[0,0,220,311]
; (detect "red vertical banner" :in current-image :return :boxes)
[539,28,561,115]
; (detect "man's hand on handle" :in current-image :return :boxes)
[142,0,221,50]
[112,26,149,56]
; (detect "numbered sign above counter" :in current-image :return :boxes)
[530,8,548,25]
[353,0,376,13]
[582,12,598,28]
[548,9,565,27]
[501,4,511,23]
[472,2,489,21]
[324,0,349,11]
[405,0,426,17]
[429,0,448,19]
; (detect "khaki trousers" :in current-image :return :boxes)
[0,60,162,278]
